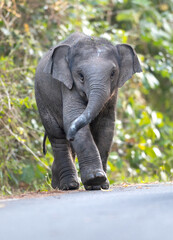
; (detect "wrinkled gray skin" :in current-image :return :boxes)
[35,32,142,190]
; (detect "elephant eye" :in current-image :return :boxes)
[78,72,84,82]
[110,69,115,79]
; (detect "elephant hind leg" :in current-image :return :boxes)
[43,132,47,155]
[69,143,76,163]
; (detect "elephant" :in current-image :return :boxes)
[35,32,142,190]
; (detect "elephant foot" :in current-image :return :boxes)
[82,169,107,187]
[84,178,109,190]
[60,180,79,190]
[51,175,79,191]
[101,178,110,189]
[51,159,79,191]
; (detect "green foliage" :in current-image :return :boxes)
[0,0,172,195]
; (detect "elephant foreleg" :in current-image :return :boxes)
[62,87,107,190]
[90,93,117,188]
[35,90,79,190]
[49,136,79,190]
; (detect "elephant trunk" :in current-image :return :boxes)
[67,84,109,141]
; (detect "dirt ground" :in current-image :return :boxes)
[1,181,169,200]
[0,189,84,200]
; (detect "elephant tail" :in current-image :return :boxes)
[43,132,47,155]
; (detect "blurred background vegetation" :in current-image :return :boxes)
[0,0,173,195]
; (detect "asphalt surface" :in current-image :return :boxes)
[0,183,173,240]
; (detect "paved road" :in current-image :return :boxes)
[0,183,173,240]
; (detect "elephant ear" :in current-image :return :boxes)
[43,44,73,89]
[116,44,142,88]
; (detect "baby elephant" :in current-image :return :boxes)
[35,32,142,190]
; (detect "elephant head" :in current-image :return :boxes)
[44,36,142,141]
